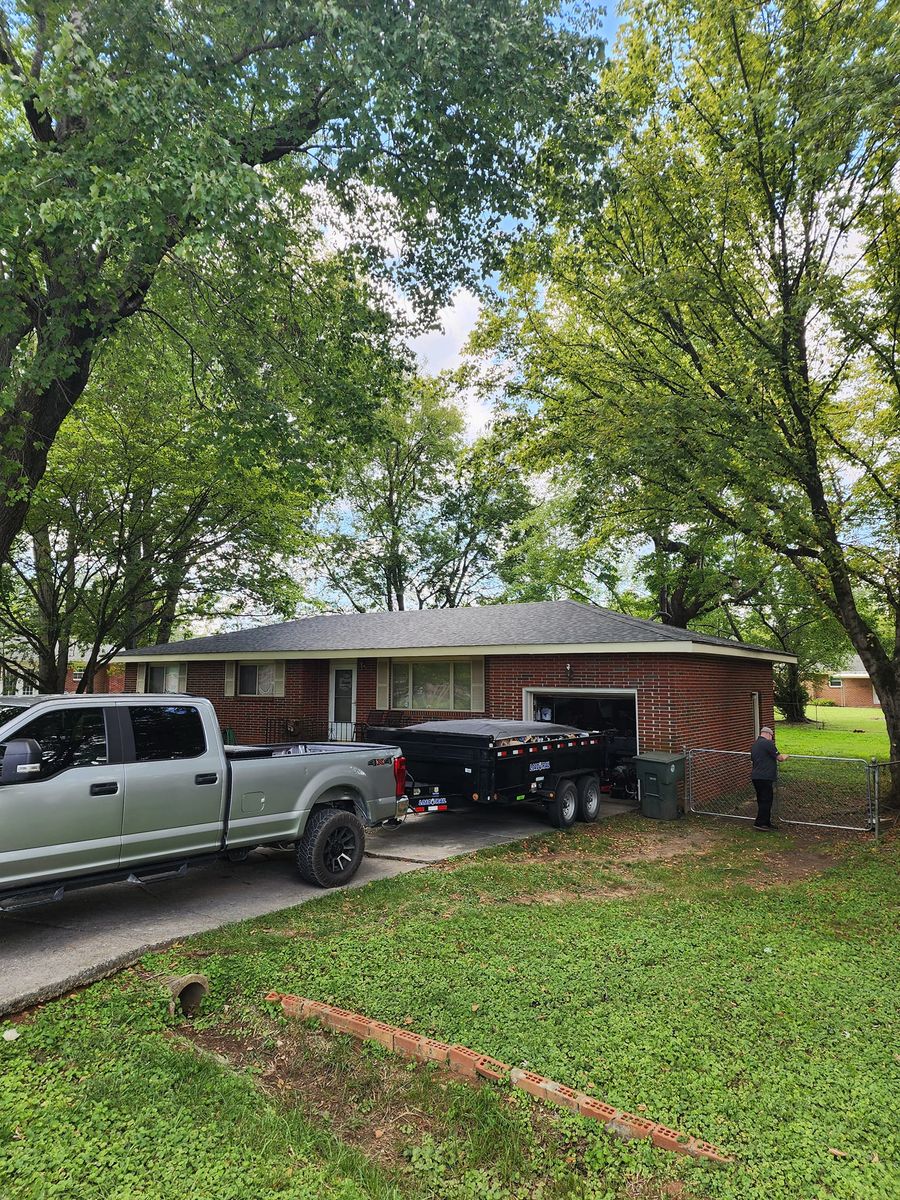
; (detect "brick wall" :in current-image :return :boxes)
[809,677,879,707]
[484,653,773,753]
[64,664,126,693]
[124,652,774,751]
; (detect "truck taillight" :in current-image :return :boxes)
[393,755,407,797]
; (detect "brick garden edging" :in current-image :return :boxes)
[265,992,732,1164]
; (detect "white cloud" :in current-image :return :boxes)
[410,288,482,374]
[409,288,494,439]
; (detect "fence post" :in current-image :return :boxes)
[871,759,880,845]
[682,746,691,814]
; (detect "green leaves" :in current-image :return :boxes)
[484,0,900,751]
[0,0,600,565]
[309,374,535,612]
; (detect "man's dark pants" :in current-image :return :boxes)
[752,779,774,827]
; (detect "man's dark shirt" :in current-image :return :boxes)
[750,736,779,781]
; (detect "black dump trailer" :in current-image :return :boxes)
[365,719,625,829]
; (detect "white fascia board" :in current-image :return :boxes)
[117,641,796,665]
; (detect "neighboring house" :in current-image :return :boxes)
[118,600,793,755]
[1,660,125,696]
[808,656,880,708]
[63,663,126,694]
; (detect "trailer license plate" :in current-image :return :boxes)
[530,760,551,772]
[412,796,448,813]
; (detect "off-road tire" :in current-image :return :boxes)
[295,807,365,888]
[577,773,601,823]
[548,779,578,829]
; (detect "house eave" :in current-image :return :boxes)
[118,641,796,665]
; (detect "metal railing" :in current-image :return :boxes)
[685,747,876,833]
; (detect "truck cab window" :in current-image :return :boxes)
[0,708,107,779]
[128,706,206,762]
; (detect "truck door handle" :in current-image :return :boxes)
[195,773,218,785]
[89,781,119,796]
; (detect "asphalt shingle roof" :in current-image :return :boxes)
[123,600,788,659]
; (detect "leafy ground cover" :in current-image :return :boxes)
[775,706,890,761]
[2,816,897,1200]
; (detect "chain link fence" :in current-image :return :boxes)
[873,760,900,841]
[685,748,876,833]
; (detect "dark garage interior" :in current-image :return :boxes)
[531,691,636,741]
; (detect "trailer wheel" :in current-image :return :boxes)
[548,780,578,829]
[577,774,601,823]
[295,807,365,888]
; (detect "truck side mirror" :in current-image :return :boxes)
[1,738,43,784]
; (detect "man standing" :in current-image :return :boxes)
[750,726,788,830]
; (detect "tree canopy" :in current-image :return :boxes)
[0,231,402,689]
[484,0,900,757]
[309,374,534,612]
[0,0,599,563]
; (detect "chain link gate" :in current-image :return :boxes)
[685,748,877,833]
[873,760,899,841]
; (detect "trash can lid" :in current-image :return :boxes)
[631,752,685,765]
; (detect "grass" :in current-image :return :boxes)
[775,705,891,761]
[2,817,898,1200]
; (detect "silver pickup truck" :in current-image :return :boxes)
[0,694,407,909]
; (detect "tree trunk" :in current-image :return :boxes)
[773,663,809,723]
[154,575,186,644]
[0,342,94,567]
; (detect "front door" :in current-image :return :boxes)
[329,661,357,741]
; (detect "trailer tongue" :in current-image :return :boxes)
[365,719,630,828]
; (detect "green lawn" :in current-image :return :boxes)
[775,705,891,761]
[2,817,898,1200]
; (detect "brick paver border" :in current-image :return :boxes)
[265,991,732,1164]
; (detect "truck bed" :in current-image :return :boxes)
[224,741,392,760]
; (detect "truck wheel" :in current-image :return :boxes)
[548,780,578,829]
[577,774,601,823]
[295,808,365,888]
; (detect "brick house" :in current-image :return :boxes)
[119,601,792,754]
[2,660,125,695]
[808,655,880,708]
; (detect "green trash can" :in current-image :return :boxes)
[632,752,685,820]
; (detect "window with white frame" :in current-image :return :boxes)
[223,660,285,698]
[828,676,843,688]
[147,663,185,693]
[238,663,277,696]
[390,659,476,711]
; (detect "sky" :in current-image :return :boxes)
[410,3,622,439]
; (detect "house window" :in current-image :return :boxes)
[2,671,35,696]
[828,677,843,688]
[223,661,284,699]
[71,668,85,682]
[391,660,474,711]
[147,663,184,694]
[238,663,277,697]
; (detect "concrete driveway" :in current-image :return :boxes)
[0,802,630,1016]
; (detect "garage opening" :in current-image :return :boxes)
[524,689,639,774]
